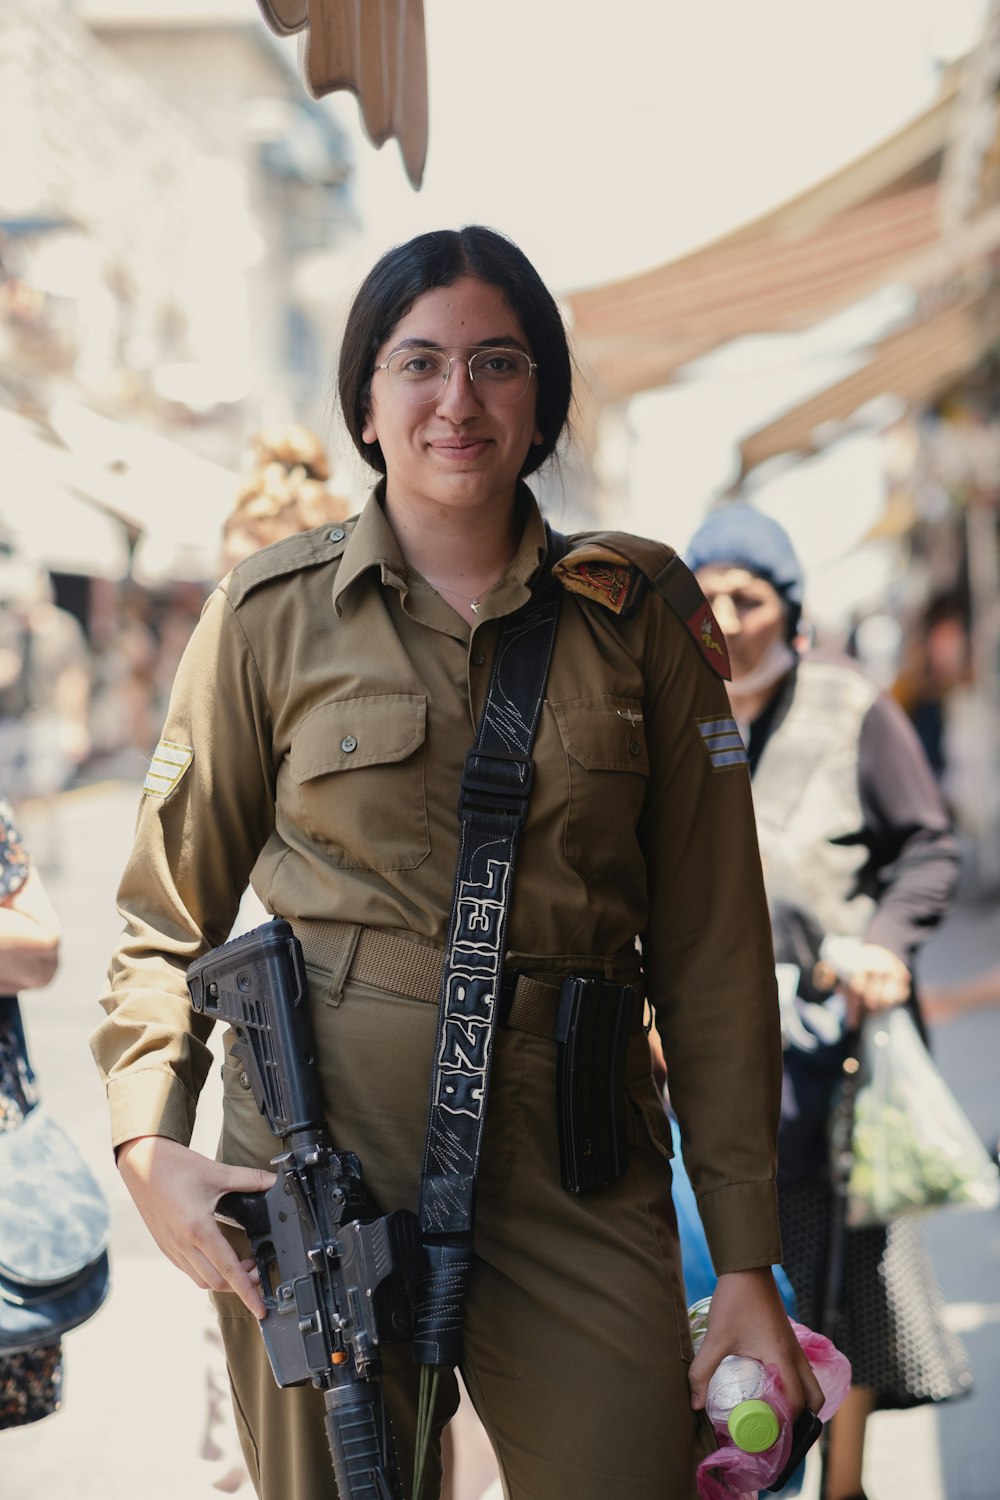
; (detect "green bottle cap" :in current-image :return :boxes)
[728,1399,780,1453]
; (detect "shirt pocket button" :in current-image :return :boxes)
[341,735,358,753]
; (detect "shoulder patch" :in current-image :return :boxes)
[552,544,645,616]
[654,554,731,680]
[225,519,354,609]
[558,530,731,679]
[143,739,193,798]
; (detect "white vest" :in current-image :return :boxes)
[752,658,879,943]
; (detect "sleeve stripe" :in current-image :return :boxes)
[152,742,192,767]
[709,748,749,769]
[143,740,194,797]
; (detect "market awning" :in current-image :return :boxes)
[566,77,961,403]
[256,0,428,189]
[0,480,130,579]
[570,183,943,402]
[47,398,240,584]
[738,289,1000,474]
[0,411,132,578]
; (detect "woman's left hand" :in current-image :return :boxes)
[688,1266,825,1419]
[843,943,911,1025]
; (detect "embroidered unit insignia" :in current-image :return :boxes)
[696,716,748,771]
[571,561,633,611]
[553,546,643,616]
[699,612,724,655]
[143,739,194,797]
[686,604,731,675]
[651,553,731,679]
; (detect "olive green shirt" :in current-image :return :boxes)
[93,487,782,1273]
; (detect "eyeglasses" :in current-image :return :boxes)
[373,345,538,405]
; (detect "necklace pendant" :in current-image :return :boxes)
[470,598,480,614]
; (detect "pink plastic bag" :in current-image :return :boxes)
[696,1321,852,1500]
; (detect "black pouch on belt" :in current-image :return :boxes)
[555,976,642,1193]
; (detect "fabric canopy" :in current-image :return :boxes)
[255,0,428,188]
[566,78,962,403]
[570,183,943,402]
[0,411,132,578]
[739,291,1000,474]
[46,399,239,584]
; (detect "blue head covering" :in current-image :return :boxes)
[685,503,804,638]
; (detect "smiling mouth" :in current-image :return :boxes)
[432,438,492,455]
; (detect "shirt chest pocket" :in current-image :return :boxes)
[550,696,649,877]
[289,694,430,870]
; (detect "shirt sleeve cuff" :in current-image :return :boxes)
[106,1068,198,1153]
[864,911,913,965]
[697,1179,784,1273]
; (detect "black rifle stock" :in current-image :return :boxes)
[187,920,421,1500]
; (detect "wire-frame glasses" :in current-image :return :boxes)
[374,345,537,404]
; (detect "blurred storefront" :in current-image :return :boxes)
[0,0,359,769]
[1,0,356,500]
[881,375,1000,890]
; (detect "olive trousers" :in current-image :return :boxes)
[211,977,710,1500]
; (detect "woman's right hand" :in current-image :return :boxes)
[117,1135,276,1318]
[841,942,911,1026]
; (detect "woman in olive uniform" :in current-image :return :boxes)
[92,228,822,1500]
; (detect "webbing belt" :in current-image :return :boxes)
[417,572,562,1241]
[290,919,562,1039]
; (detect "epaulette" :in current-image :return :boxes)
[224,518,355,609]
[554,530,731,680]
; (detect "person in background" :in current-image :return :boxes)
[0,558,92,867]
[219,422,349,573]
[687,502,972,1500]
[0,791,62,1426]
[93,228,820,1500]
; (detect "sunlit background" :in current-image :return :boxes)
[2,5,1000,1496]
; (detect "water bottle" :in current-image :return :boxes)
[689,1298,781,1454]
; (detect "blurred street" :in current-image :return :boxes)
[1,776,999,1500]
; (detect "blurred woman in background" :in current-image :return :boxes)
[687,502,972,1500]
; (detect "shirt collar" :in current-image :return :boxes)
[477,482,549,618]
[332,482,408,614]
[332,480,550,617]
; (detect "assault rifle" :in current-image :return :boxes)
[188,919,422,1500]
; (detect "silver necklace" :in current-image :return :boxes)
[422,554,514,615]
[427,580,487,614]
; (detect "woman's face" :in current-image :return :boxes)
[694,565,788,682]
[362,276,543,518]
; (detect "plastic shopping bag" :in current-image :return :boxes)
[844,1006,1000,1228]
[696,1320,852,1500]
[669,1113,806,1497]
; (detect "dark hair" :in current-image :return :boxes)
[337,226,572,478]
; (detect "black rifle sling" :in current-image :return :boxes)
[418,553,562,1243]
